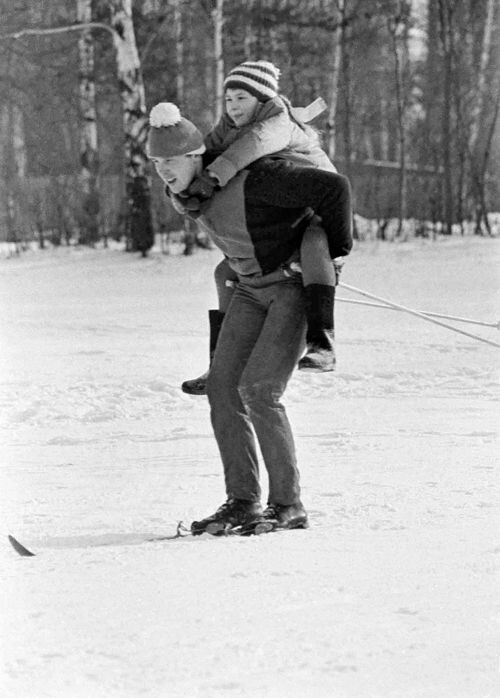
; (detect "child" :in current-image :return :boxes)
[180,61,346,395]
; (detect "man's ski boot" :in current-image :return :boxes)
[182,310,225,395]
[260,502,309,531]
[191,498,263,536]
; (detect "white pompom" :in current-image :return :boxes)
[149,103,182,128]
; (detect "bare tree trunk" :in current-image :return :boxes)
[243,1,256,59]
[1,102,25,246]
[326,0,344,160]
[380,97,390,161]
[77,0,100,246]
[0,43,26,249]
[173,0,197,254]
[339,1,358,238]
[341,3,352,176]
[438,0,454,235]
[173,0,184,108]
[472,87,500,236]
[109,0,153,256]
[388,4,410,237]
[212,0,225,121]
[451,47,467,235]
[469,0,496,235]
[469,0,495,151]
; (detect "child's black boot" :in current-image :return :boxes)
[182,310,224,394]
[298,284,336,372]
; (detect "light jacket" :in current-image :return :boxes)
[205,97,336,187]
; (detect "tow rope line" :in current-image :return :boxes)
[338,282,500,349]
[336,297,499,329]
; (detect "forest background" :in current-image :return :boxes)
[0,0,498,256]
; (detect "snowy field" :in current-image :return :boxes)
[0,236,499,698]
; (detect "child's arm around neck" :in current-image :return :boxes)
[204,96,297,187]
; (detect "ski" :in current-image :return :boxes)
[203,520,276,536]
[7,520,278,556]
[8,535,36,557]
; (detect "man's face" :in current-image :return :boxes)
[150,154,201,193]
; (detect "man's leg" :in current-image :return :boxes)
[237,279,307,505]
[206,284,269,502]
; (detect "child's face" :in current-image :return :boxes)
[225,89,260,127]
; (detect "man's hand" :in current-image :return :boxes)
[187,170,219,199]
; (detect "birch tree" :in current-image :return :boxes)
[109,0,153,256]
[212,0,225,121]
[437,0,454,235]
[173,0,185,107]
[77,0,100,245]
[326,0,344,160]
[468,0,497,235]
[1,102,26,245]
[387,1,411,236]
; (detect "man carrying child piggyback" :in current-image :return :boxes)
[146,81,352,536]
[178,60,348,394]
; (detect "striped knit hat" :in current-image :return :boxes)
[224,60,280,102]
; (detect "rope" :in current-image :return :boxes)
[336,297,499,329]
[338,282,500,349]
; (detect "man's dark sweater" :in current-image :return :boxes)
[195,157,353,277]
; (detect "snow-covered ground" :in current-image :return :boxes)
[0,237,499,698]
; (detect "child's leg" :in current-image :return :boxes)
[214,258,238,313]
[298,226,336,372]
[300,225,337,287]
[182,259,237,395]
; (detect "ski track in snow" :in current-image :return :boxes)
[0,238,499,698]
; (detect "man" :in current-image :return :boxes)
[147,102,352,535]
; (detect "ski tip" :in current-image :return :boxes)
[8,535,36,557]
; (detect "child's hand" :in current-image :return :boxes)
[187,170,219,199]
[333,256,346,285]
[178,190,203,211]
[171,193,202,216]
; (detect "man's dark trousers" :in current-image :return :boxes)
[206,272,306,505]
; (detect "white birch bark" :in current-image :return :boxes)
[438,0,454,235]
[1,103,26,244]
[468,0,496,234]
[388,3,410,236]
[109,0,148,180]
[212,0,224,121]
[12,104,26,180]
[108,0,153,254]
[469,0,495,153]
[173,0,184,106]
[77,0,100,244]
[326,0,344,160]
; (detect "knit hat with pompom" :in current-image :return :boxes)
[146,103,204,158]
[224,61,280,102]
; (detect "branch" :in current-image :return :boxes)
[140,14,169,64]
[0,22,119,41]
